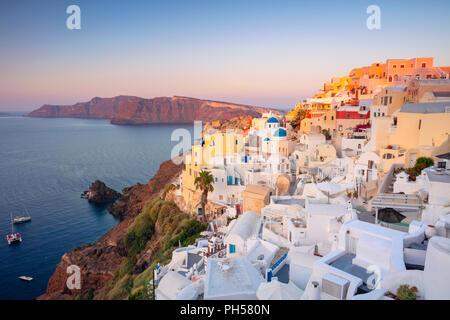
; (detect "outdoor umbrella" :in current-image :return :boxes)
[317,181,345,196]
[377,208,406,223]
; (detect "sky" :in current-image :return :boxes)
[0,0,450,111]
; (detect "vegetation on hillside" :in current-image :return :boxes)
[93,196,206,300]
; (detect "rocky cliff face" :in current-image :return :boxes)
[28,96,277,125]
[38,158,184,300]
[82,180,121,204]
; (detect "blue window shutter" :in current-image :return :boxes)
[229,244,236,254]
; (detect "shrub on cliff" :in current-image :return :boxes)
[108,198,206,300]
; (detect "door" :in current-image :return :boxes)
[409,153,417,168]
[346,234,358,254]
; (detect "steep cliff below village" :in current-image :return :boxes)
[38,157,185,300]
[27,96,277,125]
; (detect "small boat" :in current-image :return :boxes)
[7,213,22,245]
[13,207,31,224]
[13,215,31,224]
[18,276,33,282]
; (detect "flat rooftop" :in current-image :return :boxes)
[204,257,263,299]
[329,253,371,292]
[274,198,306,206]
[427,169,450,183]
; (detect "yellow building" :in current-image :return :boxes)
[300,110,336,135]
[180,144,206,215]
[242,185,273,216]
[203,131,244,164]
[384,102,450,168]
[180,130,245,215]
[372,86,408,117]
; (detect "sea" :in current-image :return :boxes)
[0,115,194,300]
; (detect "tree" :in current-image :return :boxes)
[290,109,307,130]
[415,157,434,169]
[194,170,214,222]
[322,129,331,140]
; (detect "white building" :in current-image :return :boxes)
[224,211,261,257]
[204,257,264,300]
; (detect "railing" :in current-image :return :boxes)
[271,253,287,274]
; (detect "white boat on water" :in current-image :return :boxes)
[18,276,33,282]
[13,215,31,224]
[7,213,22,245]
[13,207,31,224]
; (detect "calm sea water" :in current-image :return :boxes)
[0,116,194,300]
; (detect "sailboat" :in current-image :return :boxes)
[13,206,31,224]
[7,213,22,245]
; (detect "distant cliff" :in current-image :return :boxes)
[27,96,279,125]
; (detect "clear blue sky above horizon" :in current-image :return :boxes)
[1,0,449,111]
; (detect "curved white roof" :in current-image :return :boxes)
[226,211,261,243]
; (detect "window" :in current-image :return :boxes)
[360,115,363,118]
[189,169,192,175]
[401,65,404,68]
[347,114,350,118]
[382,112,385,116]
[419,119,422,130]
[393,65,397,69]
[331,116,334,120]
[389,96,393,104]
[324,116,327,120]
[229,244,236,254]
[358,144,361,149]
[422,63,426,68]
[215,177,218,182]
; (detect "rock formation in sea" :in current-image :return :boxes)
[82,180,121,204]
[38,157,184,300]
[27,96,280,125]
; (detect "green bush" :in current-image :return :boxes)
[128,287,149,300]
[397,284,419,300]
[165,219,205,250]
[415,157,434,169]
[406,157,434,180]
